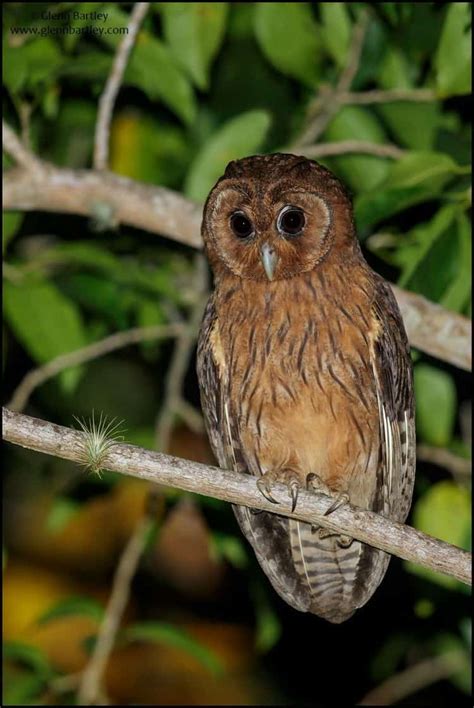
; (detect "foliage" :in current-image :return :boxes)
[2,2,472,706]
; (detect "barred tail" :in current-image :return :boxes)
[289,519,390,623]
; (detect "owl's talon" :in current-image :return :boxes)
[318,527,334,540]
[324,492,350,516]
[289,481,300,513]
[338,535,354,548]
[257,478,279,505]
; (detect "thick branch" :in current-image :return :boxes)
[3,408,471,587]
[3,164,202,248]
[391,285,471,372]
[94,3,150,170]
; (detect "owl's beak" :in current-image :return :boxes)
[260,243,279,281]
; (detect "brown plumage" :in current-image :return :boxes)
[197,154,415,623]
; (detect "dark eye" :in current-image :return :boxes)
[277,206,305,237]
[230,211,254,239]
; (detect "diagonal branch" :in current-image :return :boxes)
[155,254,208,451]
[2,119,42,173]
[94,2,150,171]
[7,323,186,413]
[3,407,471,587]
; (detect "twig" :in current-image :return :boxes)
[2,119,42,173]
[294,11,370,148]
[77,514,154,705]
[155,254,208,451]
[93,3,150,170]
[299,140,405,160]
[417,445,471,477]
[358,650,467,705]
[3,407,471,587]
[2,122,472,372]
[77,257,206,704]
[175,398,206,434]
[7,323,186,413]
[340,88,436,105]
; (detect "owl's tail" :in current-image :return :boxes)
[289,519,390,623]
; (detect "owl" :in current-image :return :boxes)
[196,153,415,623]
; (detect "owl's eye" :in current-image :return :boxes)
[277,206,305,237]
[230,211,254,239]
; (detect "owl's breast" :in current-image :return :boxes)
[218,276,379,495]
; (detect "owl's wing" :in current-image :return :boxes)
[196,296,312,613]
[370,278,416,523]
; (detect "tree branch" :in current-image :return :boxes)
[77,514,154,705]
[3,408,471,587]
[293,10,370,148]
[300,140,405,160]
[7,323,186,413]
[391,285,471,372]
[341,88,436,105]
[2,119,42,173]
[94,3,150,171]
[358,650,467,705]
[417,444,471,478]
[2,123,471,372]
[3,163,202,247]
[155,255,208,450]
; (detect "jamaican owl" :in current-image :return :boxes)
[196,153,415,623]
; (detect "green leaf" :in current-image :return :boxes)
[3,667,46,706]
[3,642,55,680]
[46,496,82,533]
[184,109,271,201]
[3,38,63,94]
[254,3,320,86]
[439,211,472,313]
[37,596,104,625]
[406,482,471,589]
[319,3,351,68]
[397,204,459,288]
[377,48,440,150]
[161,3,229,90]
[3,278,87,393]
[122,622,223,676]
[355,152,469,231]
[323,106,391,192]
[209,532,248,569]
[414,364,456,446]
[435,3,472,97]
[3,212,24,253]
[250,582,282,653]
[433,634,472,694]
[100,7,196,125]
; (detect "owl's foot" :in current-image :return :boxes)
[324,491,350,516]
[257,468,301,512]
[315,526,354,548]
[306,474,349,515]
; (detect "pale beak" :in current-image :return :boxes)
[260,243,279,281]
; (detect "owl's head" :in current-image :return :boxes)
[202,153,357,282]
